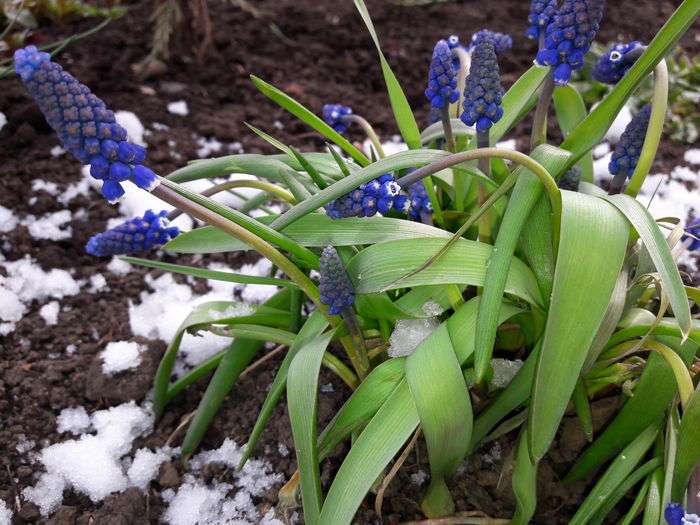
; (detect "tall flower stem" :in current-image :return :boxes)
[477,131,492,243]
[343,114,386,158]
[441,106,456,152]
[340,308,369,378]
[530,76,555,149]
[624,60,669,197]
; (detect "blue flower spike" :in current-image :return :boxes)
[558,166,582,191]
[324,174,404,219]
[322,104,353,134]
[470,30,513,55]
[526,0,558,41]
[535,0,606,85]
[594,41,644,84]
[665,503,700,525]
[461,41,504,133]
[14,46,159,203]
[408,181,434,221]
[683,218,700,251]
[319,246,355,315]
[425,39,460,109]
[85,210,179,257]
[608,105,652,179]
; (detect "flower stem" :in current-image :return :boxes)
[624,60,669,197]
[530,76,555,149]
[344,114,385,158]
[452,47,471,118]
[476,131,492,244]
[321,351,360,390]
[340,307,370,379]
[441,106,456,152]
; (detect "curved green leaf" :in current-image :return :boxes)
[553,85,593,182]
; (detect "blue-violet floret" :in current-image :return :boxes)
[535,0,606,85]
[14,46,158,203]
[425,39,459,109]
[470,30,513,55]
[85,209,179,257]
[665,503,700,525]
[322,104,353,134]
[593,41,644,84]
[526,0,558,40]
[408,181,434,221]
[461,41,504,133]
[608,105,651,178]
[319,246,355,315]
[324,174,404,219]
[684,218,700,251]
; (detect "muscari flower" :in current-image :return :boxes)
[461,41,504,133]
[608,105,651,178]
[593,41,644,84]
[665,503,700,525]
[425,39,460,110]
[535,0,606,86]
[85,209,179,257]
[526,0,558,40]
[408,181,434,221]
[14,46,158,203]
[558,165,581,191]
[470,30,513,55]
[683,218,700,251]
[322,104,353,134]
[324,174,404,219]
[319,246,355,315]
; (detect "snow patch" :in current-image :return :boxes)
[32,179,60,195]
[50,145,65,157]
[196,136,223,158]
[0,205,18,233]
[592,142,610,159]
[167,100,189,116]
[490,358,523,389]
[115,111,147,147]
[0,111,6,132]
[107,257,132,276]
[388,317,439,357]
[0,499,12,525]
[56,407,91,435]
[59,176,92,205]
[23,210,72,241]
[101,341,146,375]
[39,301,60,325]
[603,104,632,143]
[127,446,176,490]
[684,149,700,165]
[89,273,108,293]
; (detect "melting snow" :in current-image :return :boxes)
[167,100,189,116]
[58,175,92,205]
[0,205,18,233]
[56,407,91,435]
[685,149,700,165]
[23,210,72,241]
[115,111,147,147]
[101,341,146,375]
[31,179,60,196]
[196,136,223,158]
[89,273,108,293]
[490,358,523,389]
[388,318,439,357]
[39,301,60,325]
[0,111,6,132]
[127,446,177,490]
[0,500,12,525]
[50,145,65,157]
[107,257,132,276]
[603,104,632,143]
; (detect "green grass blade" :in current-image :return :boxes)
[250,75,369,166]
[672,382,700,501]
[345,237,542,306]
[601,193,692,339]
[573,379,594,442]
[353,0,421,149]
[290,147,328,189]
[287,329,336,525]
[121,256,297,288]
[643,468,664,525]
[240,312,328,468]
[405,324,472,516]
[569,425,659,525]
[518,194,555,305]
[553,85,594,182]
[529,191,629,461]
[511,430,538,525]
[244,122,293,156]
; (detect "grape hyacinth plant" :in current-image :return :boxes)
[12,0,700,522]
[594,41,646,84]
[470,29,513,55]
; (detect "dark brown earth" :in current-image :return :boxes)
[1,0,698,523]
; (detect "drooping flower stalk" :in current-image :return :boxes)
[608,105,652,194]
[594,41,645,84]
[86,209,179,257]
[425,39,460,152]
[14,46,158,203]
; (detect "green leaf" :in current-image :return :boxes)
[553,85,594,182]
[529,191,629,461]
[569,425,659,525]
[250,75,369,166]
[290,147,328,190]
[642,468,664,525]
[244,122,293,156]
[405,324,472,517]
[353,0,421,149]
[240,312,328,468]
[672,382,700,501]
[121,256,297,288]
[600,193,692,339]
[511,430,537,525]
[346,237,542,306]
[287,329,336,525]
[420,119,473,144]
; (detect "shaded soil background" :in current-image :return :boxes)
[0,0,699,523]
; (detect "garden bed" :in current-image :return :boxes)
[1,0,699,523]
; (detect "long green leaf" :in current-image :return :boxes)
[287,329,336,525]
[353,0,421,149]
[553,85,594,182]
[672,381,700,501]
[250,75,369,166]
[529,191,629,461]
[511,430,537,525]
[643,468,664,525]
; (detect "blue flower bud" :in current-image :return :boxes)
[535,0,606,85]
[408,181,434,221]
[684,218,700,251]
[526,0,558,40]
[319,246,355,315]
[558,166,581,191]
[14,46,159,203]
[425,40,459,109]
[461,41,504,133]
[85,209,179,257]
[608,105,651,179]
[324,174,405,219]
[664,503,700,525]
[470,30,513,55]
[322,104,353,134]
[593,41,644,84]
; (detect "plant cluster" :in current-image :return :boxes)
[12,0,700,522]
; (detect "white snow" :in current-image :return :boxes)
[23,210,73,241]
[235,259,276,304]
[89,273,108,293]
[58,176,92,205]
[0,205,18,233]
[495,139,517,150]
[388,318,439,357]
[23,402,154,516]
[0,499,12,525]
[592,142,610,159]
[196,136,223,158]
[16,434,35,454]
[603,104,632,143]
[490,358,523,389]
[115,111,147,147]
[0,111,6,132]
[56,407,91,435]
[684,149,700,165]
[127,446,176,490]
[39,301,60,325]
[65,344,77,355]
[50,145,65,157]
[107,257,132,276]
[101,341,145,375]
[167,100,189,116]
[32,179,60,195]
[593,151,613,181]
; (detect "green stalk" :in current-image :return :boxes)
[530,76,555,149]
[476,131,492,244]
[340,308,370,380]
[625,60,669,197]
[441,106,456,153]
[344,115,386,158]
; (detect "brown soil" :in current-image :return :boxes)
[0,0,698,523]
